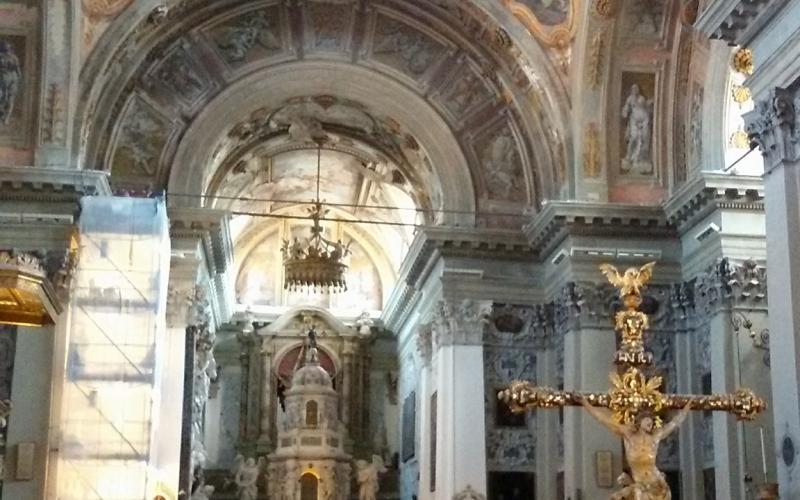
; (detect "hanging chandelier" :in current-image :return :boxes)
[280,147,351,293]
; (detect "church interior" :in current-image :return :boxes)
[0,0,799,499]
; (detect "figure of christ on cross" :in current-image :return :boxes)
[498,262,766,500]
[580,399,691,500]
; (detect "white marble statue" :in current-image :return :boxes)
[622,83,654,169]
[191,485,215,500]
[355,455,387,500]
[0,40,20,126]
[234,457,262,500]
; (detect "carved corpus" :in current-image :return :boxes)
[0,251,63,327]
[499,263,766,499]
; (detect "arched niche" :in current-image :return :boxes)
[300,472,319,500]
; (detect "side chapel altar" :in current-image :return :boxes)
[500,263,768,499]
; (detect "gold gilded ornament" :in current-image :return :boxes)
[593,0,617,18]
[730,128,750,149]
[733,47,754,75]
[599,261,655,301]
[498,262,766,500]
[732,85,752,104]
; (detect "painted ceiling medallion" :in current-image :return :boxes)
[502,0,576,47]
[82,0,135,19]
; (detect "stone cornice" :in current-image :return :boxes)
[695,0,786,46]
[169,207,234,327]
[663,172,764,233]
[169,207,233,277]
[383,226,533,333]
[525,201,673,259]
[0,166,112,201]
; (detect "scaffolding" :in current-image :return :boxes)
[56,197,170,500]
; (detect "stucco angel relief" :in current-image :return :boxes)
[501,0,575,47]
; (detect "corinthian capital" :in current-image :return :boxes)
[744,86,800,172]
[432,299,492,348]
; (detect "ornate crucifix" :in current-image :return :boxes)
[499,263,766,500]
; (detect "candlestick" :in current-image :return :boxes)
[760,426,768,482]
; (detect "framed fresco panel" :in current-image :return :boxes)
[500,0,576,47]
[0,31,34,147]
[619,71,657,177]
[430,391,437,492]
[402,391,416,462]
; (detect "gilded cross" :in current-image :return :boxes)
[499,263,766,499]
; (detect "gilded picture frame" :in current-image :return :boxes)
[500,0,576,47]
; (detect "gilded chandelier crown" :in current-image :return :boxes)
[280,201,351,293]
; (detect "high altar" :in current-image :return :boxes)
[202,306,399,496]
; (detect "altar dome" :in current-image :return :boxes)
[291,348,333,389]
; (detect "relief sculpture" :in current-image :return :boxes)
[0,39,21,127]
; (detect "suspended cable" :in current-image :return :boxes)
[722,144,757,172]
[165,191,532,219]
[229,208,424,228]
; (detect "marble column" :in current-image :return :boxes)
[535,345,559,500]
[709,311,746,500]
[676,329,705,500]
[257,338,274,453]
[559,283,623,500]
[745,83,800,498]
[37,0,80,166]
[415,324,433,500]
[430,299,492,499]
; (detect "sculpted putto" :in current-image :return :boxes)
[355,455,387,500]
[233,456,264,500]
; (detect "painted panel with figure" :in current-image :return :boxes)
[620,71,656,176]
[402,391,415,461]
[109,95,174,184]
[0,33,31,147]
